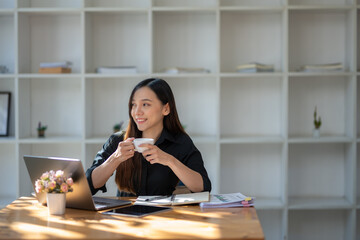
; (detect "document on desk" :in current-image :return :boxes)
[199,192,255,208]
[134,191,210,206]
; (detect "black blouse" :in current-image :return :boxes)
[85,128,212,196]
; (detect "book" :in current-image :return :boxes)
[40,61,72,68]
[134,191,210,206]
[298,62,343,72]
[38,67,71,74]
[236,62,274,73]
[199,192,255,208]
[96,66,137,74]
[163,67,210,74]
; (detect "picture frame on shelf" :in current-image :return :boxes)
[0,92,10,136]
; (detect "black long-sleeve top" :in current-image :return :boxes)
[85,128,212,196]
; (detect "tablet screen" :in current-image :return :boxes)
[102,205,172,217]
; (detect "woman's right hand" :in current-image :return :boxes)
[113,138,135,163]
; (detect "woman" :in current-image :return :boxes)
[86,78,211,196]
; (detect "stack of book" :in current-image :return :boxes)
[39,61,72,74]
[96,66,137,74]
[236,62,274,73]
[199,192,255,208]
[163,67,210,74]
[298,62,343,72]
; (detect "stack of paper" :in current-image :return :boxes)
[96,66,137,74]
[39,61,72,74]
[199,192,255,208]
[298,62,343,72]
[163,67,210,74]
[134,191,210,206]
[236,62,274,73]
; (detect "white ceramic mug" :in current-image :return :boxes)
[133,138,154,153]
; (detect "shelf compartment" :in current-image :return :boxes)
[220,143,285,202]
[84,0,150,8]
[0,14,14,74]
[0,0,15,8]
[18,0,82,8]
[220,77,284,137]
[220,11,283,73]
[288,143,354,205]
[85,12,150,74]
[0,78,15,138]
[153,11,216,74]
[257,210,285,240]
[288,76,354,138]
[195,143,219,194]
[219,0,283,7]
[0,143,17,207]
[18,77,82,139]
[18,143,82,197]
[166,77,217,138]
[289,9,354,72]
[85,77,142,139]
[288,210,352,240]
[18,12,81,74]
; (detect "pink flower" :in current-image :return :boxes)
[66,178,73,186]
[40,172,49,180]
[48,181,56,190]
[35,180,43,193]
[60,183,68,193]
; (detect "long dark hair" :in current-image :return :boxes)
[115,78,186,194]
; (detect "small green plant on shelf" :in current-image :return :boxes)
[37,121,47,138]
[313,106,321,137]
[113,121,124,133]
[314,106,321,129]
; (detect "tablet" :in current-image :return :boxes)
[102,205,172,217]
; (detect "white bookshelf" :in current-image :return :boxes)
[0,0,359,239]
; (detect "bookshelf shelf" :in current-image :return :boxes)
[0,1,358,239]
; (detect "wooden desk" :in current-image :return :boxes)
[0,197,264,240]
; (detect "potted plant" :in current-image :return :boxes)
[313,106,322,137]
[35,170,73,215]
[113,121,124,133]
[37,121,47,137]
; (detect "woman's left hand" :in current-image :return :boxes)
[141,144,174,166]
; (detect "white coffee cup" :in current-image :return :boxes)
[133,138,154,153]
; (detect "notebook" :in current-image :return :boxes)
[134,191,210,206]
[23,155,131,211]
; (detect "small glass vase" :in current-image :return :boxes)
[46,193,66,215]
[312,128,320,138]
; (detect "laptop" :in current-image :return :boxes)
[23,155,131,211]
